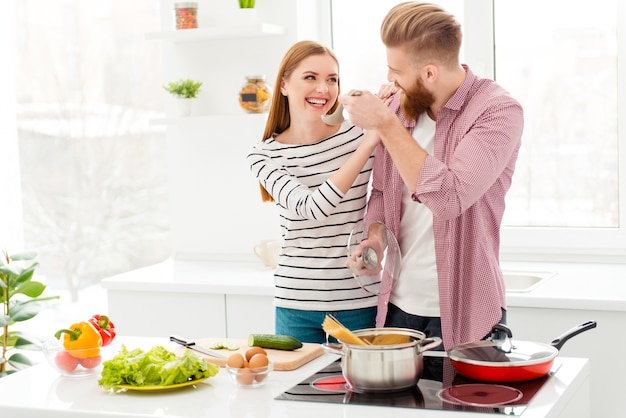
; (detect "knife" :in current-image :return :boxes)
[170,335,228,359]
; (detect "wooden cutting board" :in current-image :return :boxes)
[174,337,324,371]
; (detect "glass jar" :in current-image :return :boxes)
[239,75,272,113]
[174,2,198,30]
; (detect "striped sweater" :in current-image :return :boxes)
[246,120,377,311]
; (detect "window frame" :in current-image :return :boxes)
[325,0,626,263]
[464,0,626,263]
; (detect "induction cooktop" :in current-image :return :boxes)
[275,354,552,415]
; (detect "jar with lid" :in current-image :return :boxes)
[174,2,198,30]
[239,75,272,113]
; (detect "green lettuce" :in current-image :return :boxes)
[98,344,219,389]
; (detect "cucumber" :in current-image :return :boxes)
[248,334,303,351]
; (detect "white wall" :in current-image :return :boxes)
[158,0,332,261]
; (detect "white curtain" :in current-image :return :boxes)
[0,0,24,252]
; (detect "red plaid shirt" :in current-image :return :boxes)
[367,65,523,350]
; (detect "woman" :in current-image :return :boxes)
[246,40,381,343]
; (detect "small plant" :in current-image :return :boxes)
[238,0,255,8]
[163,79,203,99]
[1,249,59,377]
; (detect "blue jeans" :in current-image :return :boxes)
[384,303,444,350]
[384,303,508,351]
[275,306,377,344]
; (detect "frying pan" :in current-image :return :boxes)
[447,320,597,382]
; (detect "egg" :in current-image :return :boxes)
[245,347,267,362]
[236,368,254,385]
[226,353,245,368]
[248,353,269,369]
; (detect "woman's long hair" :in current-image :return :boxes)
[258,40,341,202]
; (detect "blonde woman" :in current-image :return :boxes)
[247,41,384,343]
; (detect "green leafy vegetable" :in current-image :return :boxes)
[98,344,219,390]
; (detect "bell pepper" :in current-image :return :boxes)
[54,321,102,358]
[88,314,116,346]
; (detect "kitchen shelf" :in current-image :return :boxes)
[150,113,268,126]
[146,23,285,43]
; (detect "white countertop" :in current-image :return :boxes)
[101,258,626,312]
[102,258,276,296]
[502,261,626,311]
[0,337,589,418]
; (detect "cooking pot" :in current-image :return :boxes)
[323,327,442,392]
[447,320,597,382]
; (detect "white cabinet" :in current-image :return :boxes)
[106,287,275,339]
[102,259,276,339]
[507,306,625,418]
[225,294,275,337]
[106,287,227,338]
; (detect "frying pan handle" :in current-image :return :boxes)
[550,320,597,350]
[489,323,513,340]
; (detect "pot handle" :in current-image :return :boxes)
[322,342,346,356]
[550,320,597,350]
[417,337,442,353]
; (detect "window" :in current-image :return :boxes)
[330,0,625,262]
[11,0,170,297]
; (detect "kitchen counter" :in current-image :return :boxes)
[99,258,623,417]
[501,260,626,312]
[101,258,626,312]
[99,258,626,338]
[0,337,590,418]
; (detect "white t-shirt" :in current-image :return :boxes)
[391,114,440,317]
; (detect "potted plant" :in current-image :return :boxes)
[163,79,203,116]
[1,250,59,377]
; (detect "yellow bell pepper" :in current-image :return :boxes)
[54,321,103,358]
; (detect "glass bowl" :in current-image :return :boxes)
[225,361,273,388]
[42,339,117,377]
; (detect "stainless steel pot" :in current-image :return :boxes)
[323,327,442,392]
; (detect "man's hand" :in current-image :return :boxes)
[339,89,395,131]
[348,236,384,277]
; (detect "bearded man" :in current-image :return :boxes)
[340,2,524,350]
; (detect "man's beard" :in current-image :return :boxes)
[399,78,435,121]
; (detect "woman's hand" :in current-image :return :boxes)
[376,82,398,106]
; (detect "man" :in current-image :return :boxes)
[340,2,523,350]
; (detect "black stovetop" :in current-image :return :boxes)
[275,355,551,415]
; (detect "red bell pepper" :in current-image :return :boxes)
[88,314,116,346]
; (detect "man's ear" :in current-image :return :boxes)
[424,63,438,82]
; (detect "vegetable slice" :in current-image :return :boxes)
[208,342,240,351]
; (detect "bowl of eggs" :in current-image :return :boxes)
[225,347,273,388]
